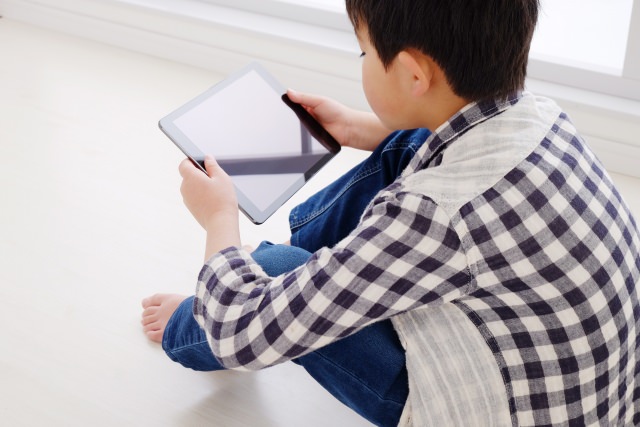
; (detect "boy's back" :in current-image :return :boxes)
[387,92,639,425]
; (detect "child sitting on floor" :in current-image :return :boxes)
[143,1,640,425]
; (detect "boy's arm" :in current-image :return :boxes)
[194,190,468,371]
[287,90,392,152]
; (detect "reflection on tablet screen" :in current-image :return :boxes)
[173,69,330,158]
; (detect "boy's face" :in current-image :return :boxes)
[356,26,407,130]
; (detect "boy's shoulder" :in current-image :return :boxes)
[397,93,575,215]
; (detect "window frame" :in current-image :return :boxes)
[625,0,640,82]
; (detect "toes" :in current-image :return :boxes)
[142,306,159,317]
[142,318,161,333]
[141,313,158,327]
[146,329,164,343]
[141,306,159,325]
[140,294,188,343]
[141,293,164,308]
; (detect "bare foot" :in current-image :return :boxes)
[141,293,188,343]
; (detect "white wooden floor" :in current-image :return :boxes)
[0,19,371,427]
[1,18,639,427]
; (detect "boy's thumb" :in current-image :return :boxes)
[204,155,221,177]
[287,88,303,103]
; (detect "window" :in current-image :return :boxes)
[533,0,633,74]
[199,0,640,101]
[528,0,640,101]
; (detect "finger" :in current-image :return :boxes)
[203,155,224,178]
[178,158,196,178]
[287,89,323,109]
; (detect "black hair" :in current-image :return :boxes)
[346,0,539,101]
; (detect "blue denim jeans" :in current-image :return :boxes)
[163,129,430,427]
[289,129,430,252]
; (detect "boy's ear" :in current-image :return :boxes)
[397,50,433,97]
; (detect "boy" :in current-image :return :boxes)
[142,0,640,425]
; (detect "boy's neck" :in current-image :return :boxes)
[422,92,469,132]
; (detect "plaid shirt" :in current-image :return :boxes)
[195,92,640,426]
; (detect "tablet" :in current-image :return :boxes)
[159,62,341,224]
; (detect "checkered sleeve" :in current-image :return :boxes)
[193,187,471,370]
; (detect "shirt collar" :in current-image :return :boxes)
[404,92,523,174]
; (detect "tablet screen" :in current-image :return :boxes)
[159,63,341,224]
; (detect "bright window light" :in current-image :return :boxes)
[531,0,634,74]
